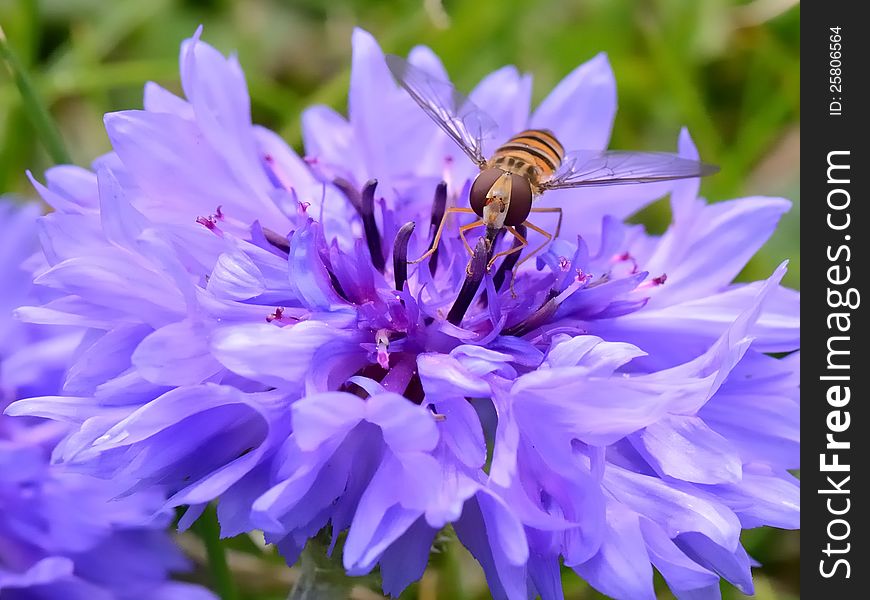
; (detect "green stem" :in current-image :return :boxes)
[193,504,238,600]
[438,537,467,600]
[0,26,72,165]
[287,537,354,600]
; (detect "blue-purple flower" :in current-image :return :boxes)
[7,27,799,600]
[0,202,216,599]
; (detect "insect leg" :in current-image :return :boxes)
[487,226,528,269]
[410,207,476,264]
[514,220,553,269]
[507,220,554,296]
[529,206,563,238]
[458,220,485,256]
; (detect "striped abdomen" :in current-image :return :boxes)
[490,129,565,185]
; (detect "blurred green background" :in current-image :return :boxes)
[0,0,799,598]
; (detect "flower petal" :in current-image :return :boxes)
[604,464,741,551]
[531,53,615,152]
[639,519,719,597]
[378,518,437,597]
[630,415,743,485]
[645,196,792,307]
[211,321,355,389]
[132,319,223,385]
[290,392,366,452]
[572,503,655,600]
[365,392,439,453]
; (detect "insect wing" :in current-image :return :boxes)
[385,54,497,167]
[540,150,719,190]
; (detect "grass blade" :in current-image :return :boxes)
[0,25,72,165]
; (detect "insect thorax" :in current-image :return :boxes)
[489,154,541,184]
[490,129,565,191]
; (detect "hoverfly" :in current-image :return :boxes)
[385,54,718,280]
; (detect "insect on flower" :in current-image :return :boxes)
[386,55,719,282]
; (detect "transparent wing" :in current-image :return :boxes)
[385,54,497,168]
[540,150,719,190]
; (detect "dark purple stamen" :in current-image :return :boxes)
[428,181,447,275]
[504,298,558,337]
[334,178,385,273]
[393,221,416,291]
[492,223,526,292]
[333,177,362,211]
[328,270,350,302]
[507,272,588,336]
[447,237,490,325]
[261,227,291,254]
[360,179,385,272]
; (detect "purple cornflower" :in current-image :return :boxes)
[7,27,799,600]
[0,201,216,600]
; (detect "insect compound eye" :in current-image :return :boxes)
[469,168,504,217]
[505,174,533,226]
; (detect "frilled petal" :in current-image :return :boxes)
[302,105,361,184]
[644,196,792,307]
[104,110,288,229]
[542,334,646,372]
[703,469,800,530]
[348,29,438,196]
[207,248,266,301]
[597,280,799,368]
[71,384,277,499]
[211,321,357,390]
[97,166,149,251]
[513,368,676,447]
[143,81,194,118]
[289,392,366,451]
[472,65,533,160]
[343,452,440,573]
[640,520,720,598]
[0,558,77,593]
[287,220,351,310]
[132,319,223,385]
[454,492,528,600]
[27,166,99,214]
[62,324,150,395]
[4,395,126,423]
[531,52,615,152]
[251,444,345,534]
[700,391,799,469]
[630,415,743,485]
[571,504,655,600]
[674,534,755,595]
[429,395,486,470]
[417,352,494,398]
[365,392,439,453]
[179,30,272,198]
[34,253,186,328]
[604,464,741,551]
[527,544,564,600]
[377,517,438,597]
